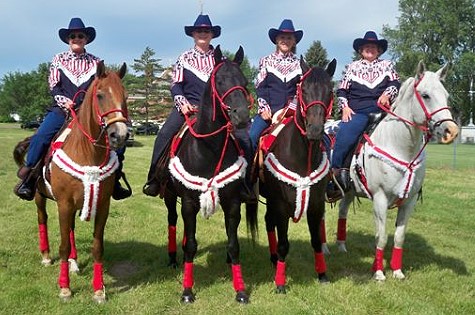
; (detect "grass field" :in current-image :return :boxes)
[0,123,474,314]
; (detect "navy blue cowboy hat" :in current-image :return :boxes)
[59,17,96,44]
[268,19,303,45]
[184,14,221,38]
[353,31,388,54]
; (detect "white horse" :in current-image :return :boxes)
[325,61,459,281]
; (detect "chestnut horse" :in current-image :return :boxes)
[13,62,128,302]
[247,58,336,293]
[323,61,459,281]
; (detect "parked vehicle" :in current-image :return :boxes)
[126,123,135,147]
[135,122,160,135]
[20,120,42,129]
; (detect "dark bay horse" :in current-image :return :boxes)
[248,58,336,293]
[13,62,129,302]
[161,46,257,303]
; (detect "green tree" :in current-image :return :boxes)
[132,47,165,127]
[0,63,50,123]
[304,41,329,68]
[382,0,475,123]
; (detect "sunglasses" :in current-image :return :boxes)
[195,29,212,34]
[68,33,86,40]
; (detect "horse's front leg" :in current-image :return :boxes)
[391,197,417,280]
[35,194,51,266]
[57,203,74,301]
[372,192,389,281]
[265,205,278,265]
[307,201,329,284]
[222,196,249,304]
[90,202,110,304]
[271,199,290,294]
[164,189,179,268]
[180,197,199,304]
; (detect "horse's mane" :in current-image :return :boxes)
[392,76,415,110]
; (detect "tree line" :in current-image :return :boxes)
[1,0,474,125]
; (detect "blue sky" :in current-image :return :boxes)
[0,0,399,80]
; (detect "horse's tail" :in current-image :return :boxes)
[245,202,259,243]
[13,136,31,168]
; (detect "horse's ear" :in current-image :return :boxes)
[96,60,106,78]
[118,62,127,79]
[214,45,223,64]
[326,58,337,77]
[233,46,244,65]
[300,55,310,73]
[436,63,450,82]
[416,60,426,80]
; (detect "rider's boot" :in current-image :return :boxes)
[14,166,36,201]
[332,168,350,192]
[112,171,132,200]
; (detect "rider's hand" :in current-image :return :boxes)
[341,107,354,122]
[260,108,272,121]
[64,100,75,110]
[378,94,391,109]
[181,103,196,115]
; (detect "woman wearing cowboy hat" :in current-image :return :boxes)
[14,17,131,201]
[328,31,401,197]
[249,19,304,151]
[143,14,221,196]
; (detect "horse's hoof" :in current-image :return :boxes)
[275,285,286,294]
[181,288,195,303]
[235,291,249,304]
[92,289,106,304]
[392,269,406,280]
[68,258,80,274]
[373,270,386,281]
[337,241,347,253]
[322,243,331,255]
[41,258,52,266]
[59,288,72,302]
[318,273,330,284]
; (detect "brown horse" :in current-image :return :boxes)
[13,62,128,302]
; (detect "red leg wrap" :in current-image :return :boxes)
[337,218,347,241]
[38,224,49,252]
[92,262,104,291]
[183,262,194,289]
[168,225,177,253]
[390,247,403,271]
[320,219,327,244]
[372,248,384,271]
[232,264,246,292]
[275,261,286,286]
[267,231,277,255]
[68,230,77,260]
[58,261,70,288]
[314,252,327,274]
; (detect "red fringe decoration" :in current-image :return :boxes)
[183,262,194,289]
[267,231,277,255]
[92,262,104,291]
[314,252,327,274]
[168,225,177,253]
[232,264,245,291]
[58,261,69,288]
[390,247,403,270]
[69,230,77,260]
[372,247,384,271]
[320,219,326,244]
[275,261,286,286]
[38,224,49,252]
[337,218,347,241]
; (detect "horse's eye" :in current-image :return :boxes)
[421,93,430,99]
[96,92,105,101]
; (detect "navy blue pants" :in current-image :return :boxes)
[249,114,270,151]
[331,107,377,168]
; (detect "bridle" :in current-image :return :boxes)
[294,68,334,136]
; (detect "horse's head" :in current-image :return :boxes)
[91,61,129,149]
[296,58,336,141]
[412,61,459,143]
[209,45,251,130]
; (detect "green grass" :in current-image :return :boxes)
[1,123,474,314]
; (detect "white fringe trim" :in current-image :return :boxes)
[52,149,119,221]
[264,152,330,220]
[169,156,247,219]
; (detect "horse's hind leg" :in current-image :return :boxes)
[35,195,51,266]
[336,190,354,252]
[164,190,178,268]
[222,199,249,304]
[90,204,110,303]
[391,198,417,280]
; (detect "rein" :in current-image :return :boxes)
[68,81,128,167]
